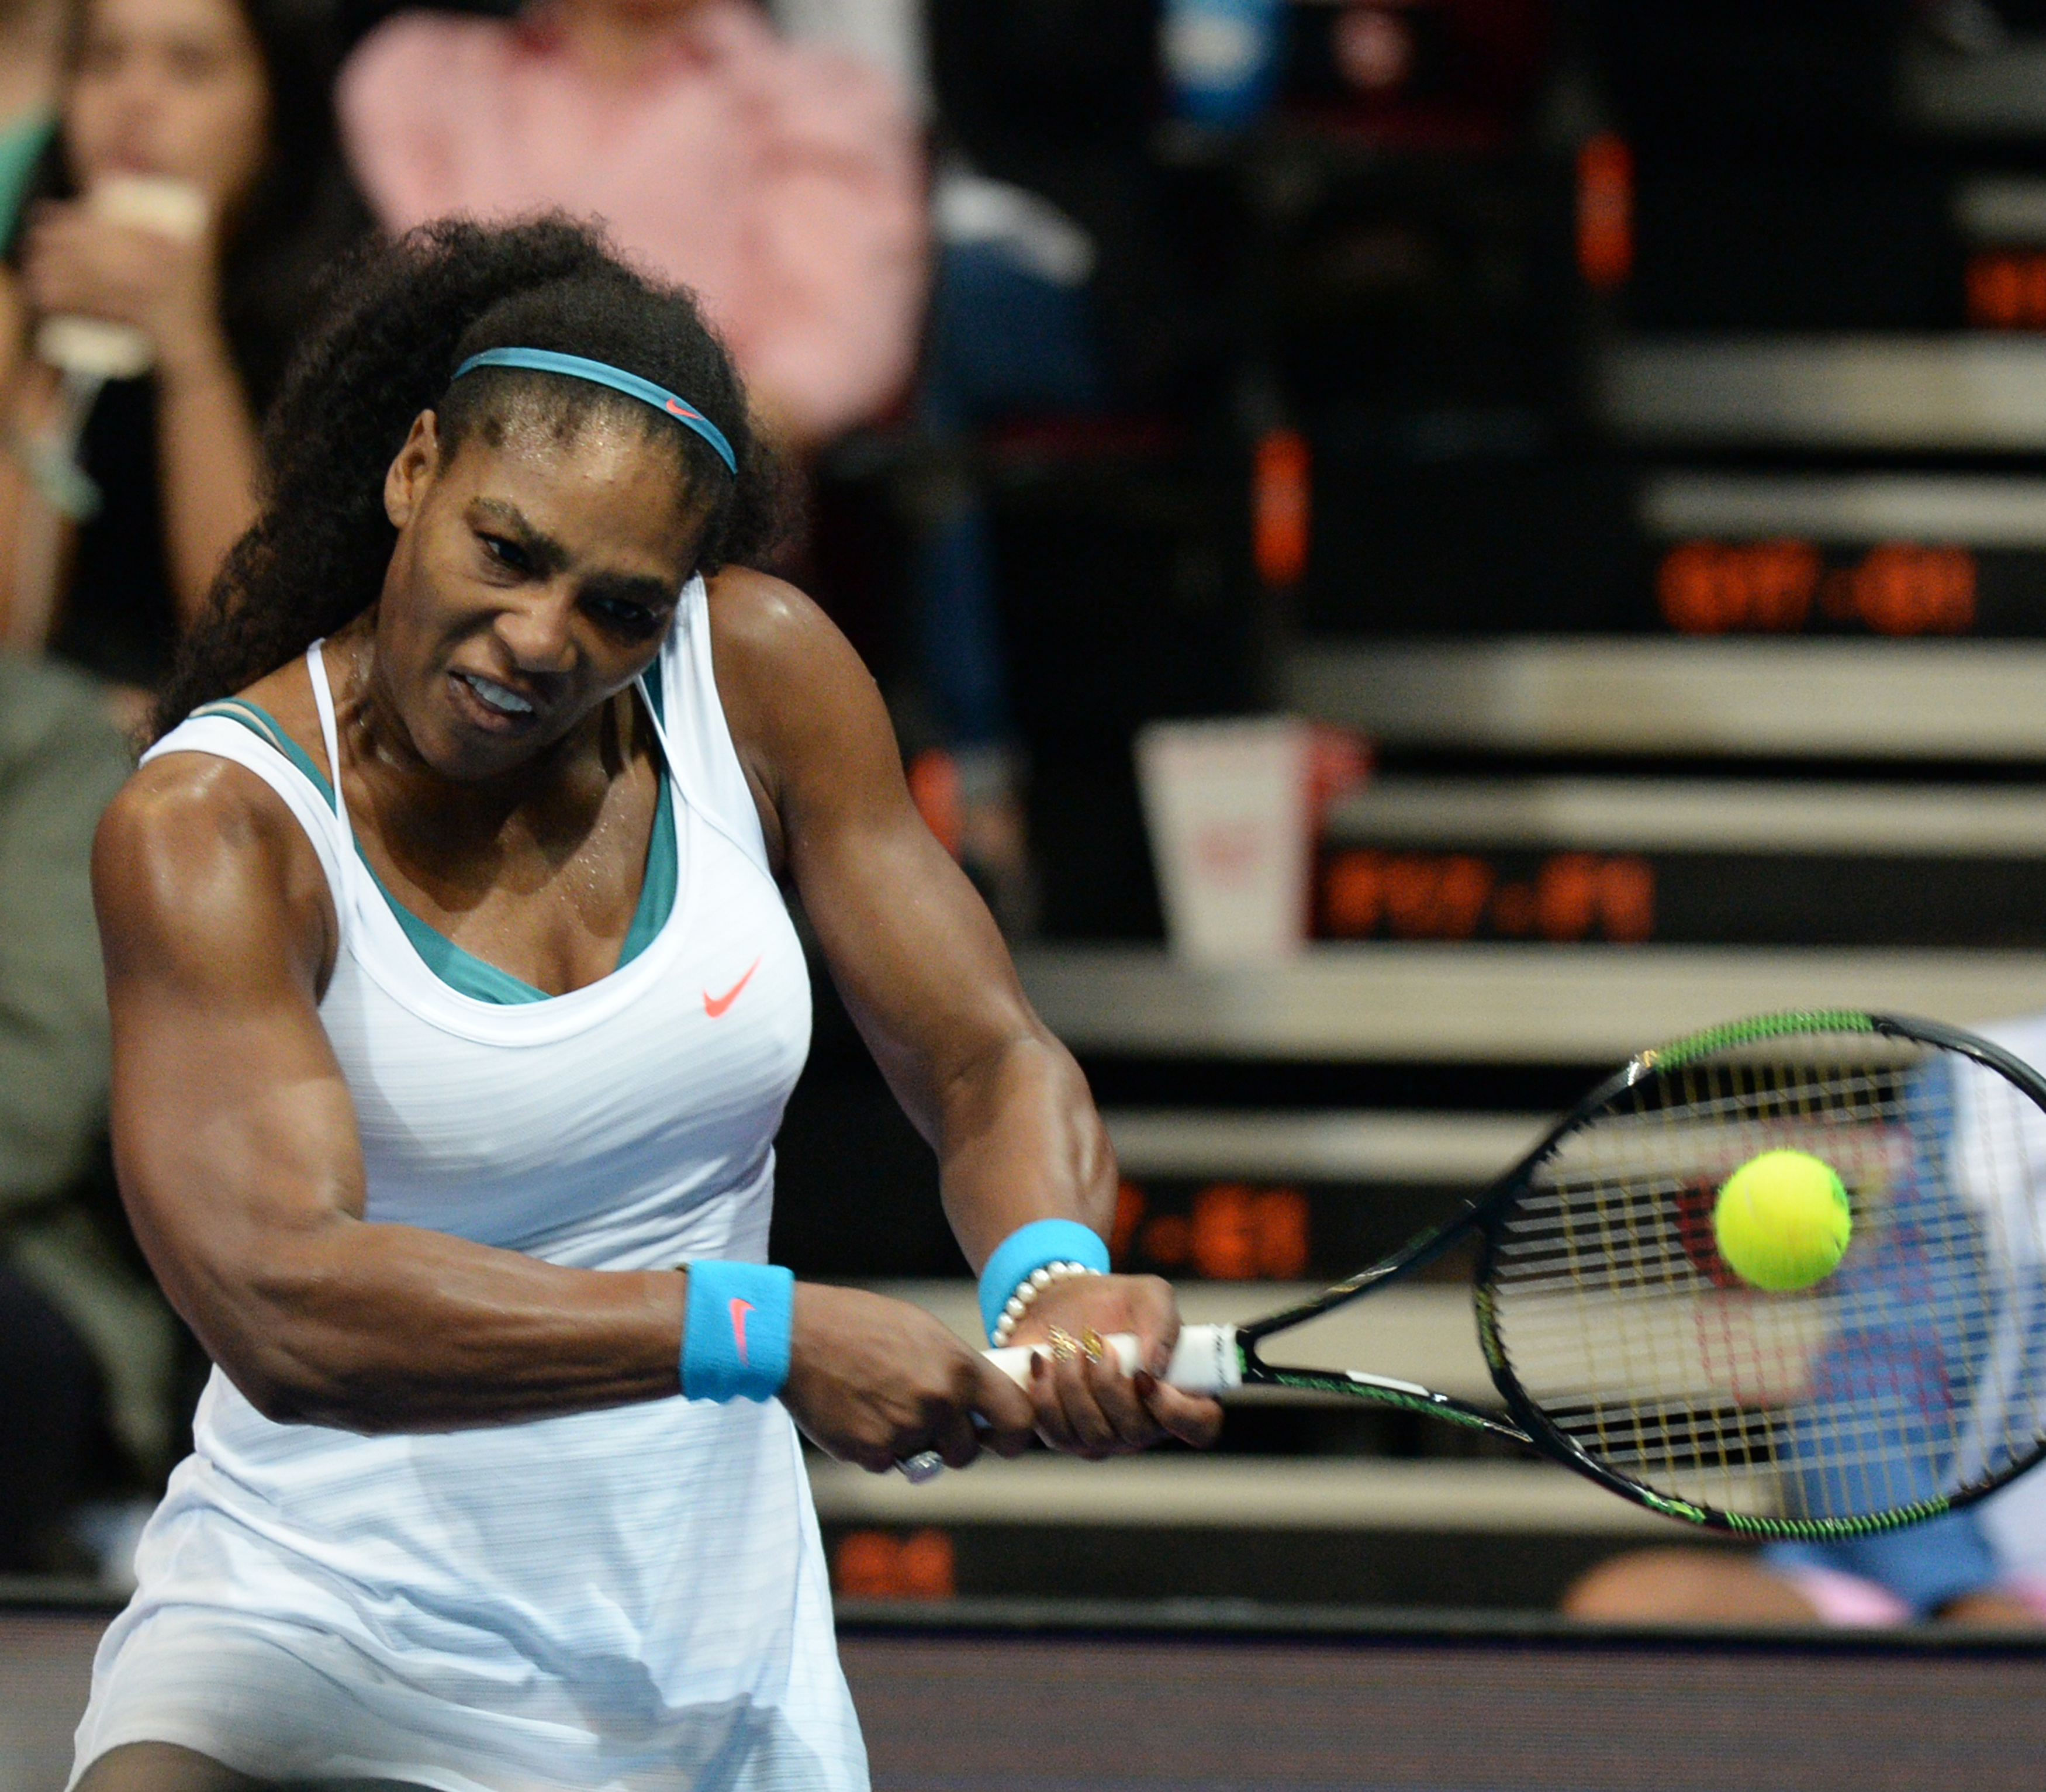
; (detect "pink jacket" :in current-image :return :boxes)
[338,1,926,441]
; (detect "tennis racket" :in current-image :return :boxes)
[935,1011,2046,1540]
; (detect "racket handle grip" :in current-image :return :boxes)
[982,1323,1240,1393]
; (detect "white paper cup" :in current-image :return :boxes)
[1136,716,1313,963]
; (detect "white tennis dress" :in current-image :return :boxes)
[72,579,865,1791]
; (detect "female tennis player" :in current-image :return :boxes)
[74,217,1221,1791]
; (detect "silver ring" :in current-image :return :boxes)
[897,1450,945,1484]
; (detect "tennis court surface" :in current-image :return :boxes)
[8,1593,2044,1792]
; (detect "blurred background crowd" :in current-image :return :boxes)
[11,0,2046,1632]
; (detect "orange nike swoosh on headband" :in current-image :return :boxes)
[703,957,762,1018]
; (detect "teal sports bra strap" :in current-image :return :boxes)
[191,699,337,810]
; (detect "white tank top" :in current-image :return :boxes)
[74,580,867,1791]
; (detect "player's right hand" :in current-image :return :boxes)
[782,1283,1036,1474]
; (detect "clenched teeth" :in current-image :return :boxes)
[462,673,535,716]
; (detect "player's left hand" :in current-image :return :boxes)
[1007,1273,1224,1459]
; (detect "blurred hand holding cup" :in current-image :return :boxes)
[10,176,209,651]
[34,174,210,382]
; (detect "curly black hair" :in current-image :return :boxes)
[153,216,796,738]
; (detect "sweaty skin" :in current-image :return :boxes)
[93,405,1223,1479]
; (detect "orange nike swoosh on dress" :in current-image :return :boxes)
[703,957,762,1018]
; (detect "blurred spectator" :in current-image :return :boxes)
[926,0,1206,417]
[0,0,61,232]
[770,0,922,102]
[1564,1507,2046,1629]
[0,0,368,699]
[903,165,1100,930]
[0,652,178,1575]
[780,0,1177,928]
[337,0,925,451]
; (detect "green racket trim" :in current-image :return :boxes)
[1477,1389,1961,1541]
[1720,1500,1952,1541]
[1247,1364,1533,1445]
[1476,1357,1964,1540]
[1646,1009,1875,1071]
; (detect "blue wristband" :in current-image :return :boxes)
[977,1218,1111,1342]
[682,1261,794,1402]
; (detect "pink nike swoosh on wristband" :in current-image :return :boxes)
[730,1296,754,1363]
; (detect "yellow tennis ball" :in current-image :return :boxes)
[1712,1150,1852,1293]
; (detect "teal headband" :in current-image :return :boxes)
[450,347,738,476]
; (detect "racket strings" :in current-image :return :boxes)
[1484,1041,2046,1527]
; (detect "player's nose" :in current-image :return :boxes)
[495,591,578,674]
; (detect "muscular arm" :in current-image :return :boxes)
[95,755,687,1432]
[713,571,1220,1454]
[94,749,1031,1466]
[711,571,1112,1266]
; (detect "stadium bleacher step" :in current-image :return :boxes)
[1602,334,2046,451]
[1015,944,2046,1062]
[1318,775,2046,946]
[1104,1109,1545,1185]
[1637,470,2046,638]
[1285,637,2046,759]
[1904,34,2046,136]
[1641,470,2046,548]
[1097,1112,1539,1283]
[1328,776,2046,856]
[808,1455,1663,1537]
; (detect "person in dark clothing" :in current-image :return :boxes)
[0,653,177,1573]
[908,0,1217,927]
[0,0,368,702]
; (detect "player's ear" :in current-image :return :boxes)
[385,411,444,530]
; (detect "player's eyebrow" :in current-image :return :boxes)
[466,499,570,576]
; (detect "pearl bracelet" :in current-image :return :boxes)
[990,1261,1100,1348]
